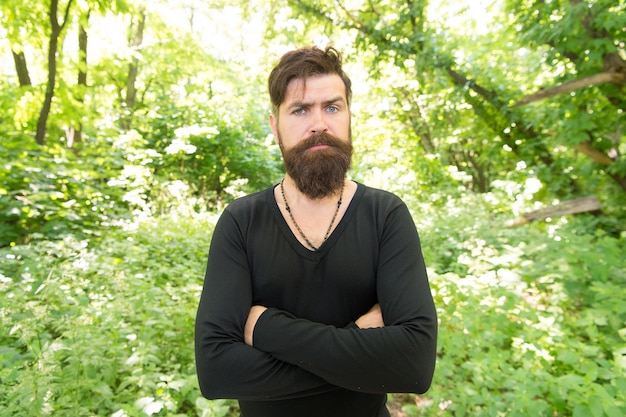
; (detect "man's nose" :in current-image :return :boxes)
[310,109,328,134]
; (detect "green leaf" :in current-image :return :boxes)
[573,404,592,417]
[557,374,585,389]
[588,395,603,417]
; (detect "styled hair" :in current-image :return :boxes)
[268,46,352,116]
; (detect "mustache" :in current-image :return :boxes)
[296,132,347,150]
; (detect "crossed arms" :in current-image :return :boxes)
[195,195,437,400]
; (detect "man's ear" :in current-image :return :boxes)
[269,113,279,145]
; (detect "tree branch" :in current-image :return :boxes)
[574,140,615,167]
[505,196,602,227]
[511,71,626,107]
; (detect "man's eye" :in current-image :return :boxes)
[293,108,305,115]
[327,106,339,113]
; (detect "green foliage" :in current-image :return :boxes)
[135,101,282,210]
[501,0,626,187]
[414,196,626,416]
[0,133,128,247]
[0,213,239,417]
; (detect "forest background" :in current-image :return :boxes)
[1,0,625,416]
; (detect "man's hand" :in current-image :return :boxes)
[244,305,268,346]
[355,303,384,329]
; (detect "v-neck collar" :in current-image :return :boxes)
[267,182,365,262]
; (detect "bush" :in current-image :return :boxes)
[0,134,129,248]
[0,213,238,417]
[412,197,626,417]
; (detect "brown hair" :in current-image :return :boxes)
[268,46,352,116]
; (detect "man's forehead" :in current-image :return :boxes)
[283,74,346,104]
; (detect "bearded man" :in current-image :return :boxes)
[195,46,438,417]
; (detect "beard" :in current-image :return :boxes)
[280,132,353,199]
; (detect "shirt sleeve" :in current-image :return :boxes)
[251,202,438,394]
[194,209,335,400]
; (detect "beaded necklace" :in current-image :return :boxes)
[280,178,344,251]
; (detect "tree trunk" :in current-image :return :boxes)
[67,12,89,149]
[121,10,146,131]
[78,18,88,87]
[35,0,73,146]
[12,48,31,87]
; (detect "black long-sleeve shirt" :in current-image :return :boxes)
[195,182,437,417]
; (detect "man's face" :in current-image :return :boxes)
[270,74,352,199]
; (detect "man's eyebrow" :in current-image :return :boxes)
[323,96,346,106]
[286,96,345,111]
[286,100,311,111]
